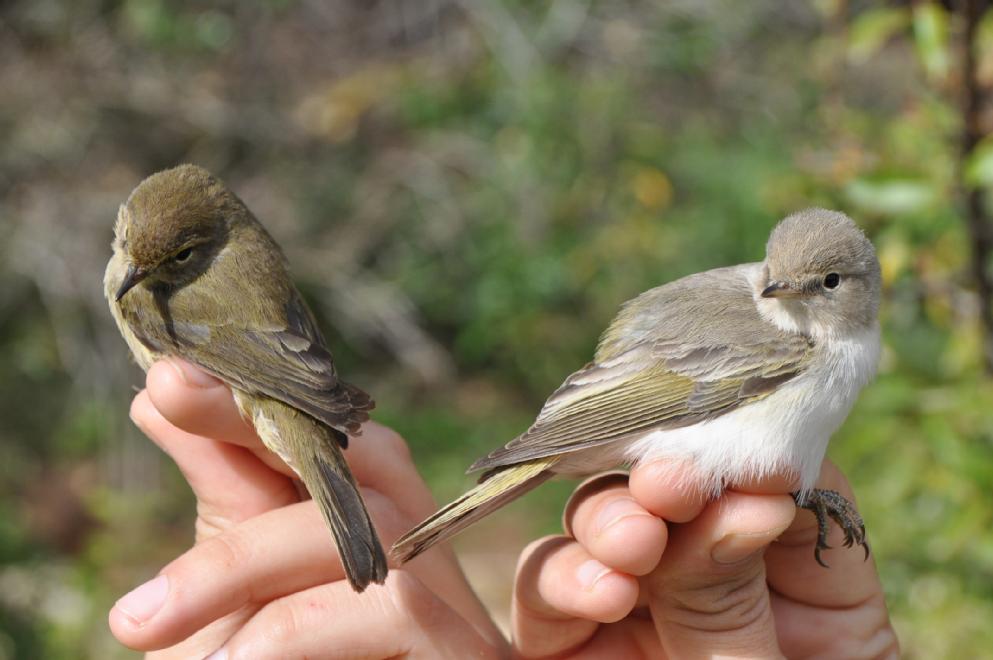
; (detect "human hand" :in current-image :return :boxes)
[512,461,899,659]
[108,359,506,658]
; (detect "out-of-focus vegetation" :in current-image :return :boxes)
[1,0,992,656]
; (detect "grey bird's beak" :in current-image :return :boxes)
[115,263,149,301]
[760,281,801,299]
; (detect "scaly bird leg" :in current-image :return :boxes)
[792,489,869,568]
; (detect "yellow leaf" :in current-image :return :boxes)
[631,167,673,210]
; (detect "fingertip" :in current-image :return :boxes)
[145,360,254,446]
[569,560,639,624]
[107,573,171,651]
[108,606,140,649]
[629,460,708,523]
[129,389,154,432]
[159,358,223,390]
[520,538,639,625]
[594,511,667,575]
[708,492,796,563]
[568,488,667,576]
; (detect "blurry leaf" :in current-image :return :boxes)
[848,8,910,64]
[965,137,993,187]
[976,8,993,85]
[630,166,673,210]
[876,233,912,286]
[913,2,951,81]
[193,11,233,51]
[845,176,938,214]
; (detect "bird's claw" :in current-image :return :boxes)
[792,488,869,568]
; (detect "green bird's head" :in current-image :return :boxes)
[112,164,241,301]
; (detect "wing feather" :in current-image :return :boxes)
[122,288,373,434]
[469,265,814,474]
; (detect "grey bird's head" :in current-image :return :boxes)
[760,209,881,336]
[113,164,241,301]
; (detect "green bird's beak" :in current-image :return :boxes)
[115,263,149,301]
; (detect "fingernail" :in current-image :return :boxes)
[576,559,612,591]
[204,647,228,660]
[168,359,221,388]
[711,533,767,565]
[596,497,652,536]
[114,574,169,627]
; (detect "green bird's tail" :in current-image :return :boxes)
[307,437,389,591]
[260,399,388,592]
[391,459,557,564]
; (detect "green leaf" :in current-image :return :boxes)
[965,137,993,187]
[913,2,951,81]
[848,8,910,64]
[845,176,938,214]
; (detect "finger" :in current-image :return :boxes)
[146,359,260,450]
[563,474,667,576]
[512,536,639,658]
[212,571,499,660]
[110,491,501,654]
[131,389,298,537]
[146,360,436,521]
[766,461,899,658]
[646,491,796,659]
[628,459,709,523]
[109,493,399,651]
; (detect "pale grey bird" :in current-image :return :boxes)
[105,165,388,592]
[394,209,880,567]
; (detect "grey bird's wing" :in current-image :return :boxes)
[469,264,813,473]
[121,286,373,436]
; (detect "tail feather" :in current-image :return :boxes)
[249,395,388,592]
[391,459,557,564]
[336,380,375,436]
[310,443,389,592]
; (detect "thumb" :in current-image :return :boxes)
[645,491,795,659]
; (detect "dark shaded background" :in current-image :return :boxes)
[2,1,992,657]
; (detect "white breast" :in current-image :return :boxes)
[620,325,878,495]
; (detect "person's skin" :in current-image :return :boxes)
[109,359,505,658]
[110,359,899,658]
[512,464,901,659]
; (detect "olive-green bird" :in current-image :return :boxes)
[105,164,388,592]
[393,209,880,567]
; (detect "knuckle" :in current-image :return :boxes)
[195,530,255,595]
[660,566,771,634]
[259,597,304,649]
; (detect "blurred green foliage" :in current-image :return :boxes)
[1,0,993,657]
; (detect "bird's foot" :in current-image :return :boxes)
[792,489,869,568]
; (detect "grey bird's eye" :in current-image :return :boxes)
[823,273,841,289]
[174,247,193,262]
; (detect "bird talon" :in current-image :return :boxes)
[793,488,869,568]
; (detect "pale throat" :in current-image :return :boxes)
[749,264,837,343]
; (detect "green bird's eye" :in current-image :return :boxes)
[823,273,841,289]
[174,247,193,262]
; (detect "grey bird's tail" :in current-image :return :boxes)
[391,459,556,564]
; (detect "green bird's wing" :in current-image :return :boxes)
[469,265,813,473]
[121,287,373,436]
